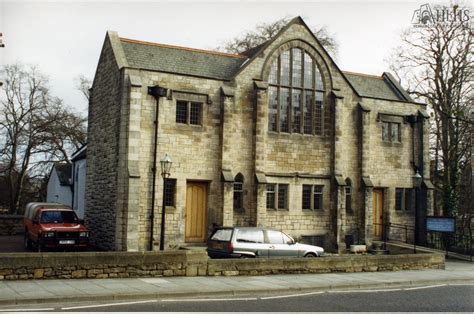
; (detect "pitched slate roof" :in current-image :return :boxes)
[342,72,407,102]
[120,38,247,80]
[112,16,412,103]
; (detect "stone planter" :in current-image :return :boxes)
[350,244,367,253]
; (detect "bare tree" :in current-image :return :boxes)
[389,4,472,220]
[0,63,87,214]
[218,17,338,57]
[75,75,92,101]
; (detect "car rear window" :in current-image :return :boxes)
[236,229,264,243]
[40,211,79,224]
[210,229,233,241]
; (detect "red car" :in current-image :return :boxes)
[23,202,89,252]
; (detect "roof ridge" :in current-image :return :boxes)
[342,70,383,80]
[119,37,246,59]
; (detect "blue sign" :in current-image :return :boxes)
[426,217,455,233]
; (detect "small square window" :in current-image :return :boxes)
[176,100,202,125]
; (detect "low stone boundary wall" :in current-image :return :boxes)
[0,215,23,236]
[0,250,207,280]
[0,251,444,280]
[207,253,445,276]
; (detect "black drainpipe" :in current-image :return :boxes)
[147,85,168,251]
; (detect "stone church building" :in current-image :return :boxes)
[85,17,434,251]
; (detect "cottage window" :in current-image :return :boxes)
[382,121,401,142]
[266,183,288,210]
[164,179,176,207]
[233,173,244,211]
[302,184,324,211]
[395,188,414,211]
[176,100,202,125]
[268,48,325,135]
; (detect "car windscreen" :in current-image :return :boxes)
[40,211,79,224]
[210,229,233,241]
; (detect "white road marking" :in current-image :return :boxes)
[448,283,474,286]
[328,288,403,293]
[0,308,54,312]
[162,297,257,302]
[261,291,325,300]
[403,284,447,290]
[61,299,157,310]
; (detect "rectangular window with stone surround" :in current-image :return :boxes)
[175,100,202,125]
[302,185,324,211]
[382,121,401,142]
[395,188,414,211]
[267,184,288,211]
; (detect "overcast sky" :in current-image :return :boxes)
[1,0,443,114]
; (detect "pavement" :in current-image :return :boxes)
[0,259,473,306]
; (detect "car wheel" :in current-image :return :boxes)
[240,255,252,259]
[304,252,317,258]
[23,232,32,250]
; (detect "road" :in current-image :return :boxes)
[1,284,472,312]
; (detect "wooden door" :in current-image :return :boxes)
[185,182,208,242]
[373,189,384,238]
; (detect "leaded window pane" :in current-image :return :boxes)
[190,102,201,125]
[280,88,290,133]
[303,53,313,88]
[266,184,276,209]
[164,179,176,207]
[277,184,288,209]
[176,101,188,124]
[291,48,302,87]
[268,86,278,132]
[315,68,323,90]
[302,185,312,210]
[315,91,324,135]
[292,89,301,133]
[313,185,323,210]
[304,91,313,134]
[280,51,290,86]
[269,59,278,84]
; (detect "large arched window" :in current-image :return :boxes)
[268,48,325,135]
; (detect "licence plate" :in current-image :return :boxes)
[212,242,224,249]
[59,240,75,245]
